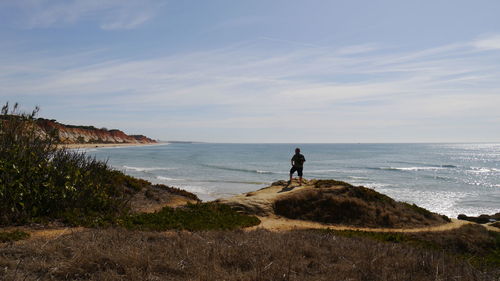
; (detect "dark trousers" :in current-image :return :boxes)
[290,166,303,177]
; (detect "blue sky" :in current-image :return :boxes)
[1,0,499,142]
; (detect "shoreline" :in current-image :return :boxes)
[60,142,166,149]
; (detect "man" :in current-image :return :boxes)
[289,148,306,185]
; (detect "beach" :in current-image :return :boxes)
[60,142,166,149]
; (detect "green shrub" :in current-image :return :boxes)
[122,202,260,231]
[0,103,134,225]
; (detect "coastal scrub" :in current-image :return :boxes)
[0,103,137,225]
[122,202,261,231]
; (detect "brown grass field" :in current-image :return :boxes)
[1,225,498,281]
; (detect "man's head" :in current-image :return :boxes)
[295,148,300,154]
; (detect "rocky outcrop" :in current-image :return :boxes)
[36,118,157,144]
[457,213,500,224]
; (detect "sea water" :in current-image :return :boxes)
[82,143,500,217]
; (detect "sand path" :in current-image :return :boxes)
[249,216,474,232]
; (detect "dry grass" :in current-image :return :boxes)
[324,224,500,269]
[0,231,29,243]
[0,228,496,281]
[274,181,449,228]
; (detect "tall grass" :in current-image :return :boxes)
[0,103,130,225]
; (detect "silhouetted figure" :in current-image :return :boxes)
[289,148,306,185]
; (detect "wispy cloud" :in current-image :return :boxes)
[2,34,500,142]
[473,34,500,50]
[335,44,379,55]
[1,0,164,30]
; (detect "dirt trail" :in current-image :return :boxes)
[249,216,474,232]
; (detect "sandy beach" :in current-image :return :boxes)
[59,142,166,149]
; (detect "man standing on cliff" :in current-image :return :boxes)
[290,148,306,186]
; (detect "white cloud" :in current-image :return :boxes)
[2,36,500,142]
[3,0,163,30]
[473,34,500,50]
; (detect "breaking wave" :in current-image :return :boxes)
[468,167,500,173]
[122,165,177,172]
[372,165,457,172]
[203,164,283,175]
[156,176,183,181]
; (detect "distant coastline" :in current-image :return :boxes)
[61,142,167,149]
[36,118,157,145]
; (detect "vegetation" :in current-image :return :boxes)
[0,228,496,281]
[313,179,354,189]
[323,224,500,269]
[122,202,260,231]
[0,103,256,231]
[0,230,29,243]
[274,181,450,228]
[0,103,148,226]
[36,118,99,131]
[154,184,200,201]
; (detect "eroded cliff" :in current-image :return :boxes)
[36,118,157,144]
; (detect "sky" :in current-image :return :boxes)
[1,0,499,143]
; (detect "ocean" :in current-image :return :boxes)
[81,143,500,218]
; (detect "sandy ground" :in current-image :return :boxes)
[249,216,474,232]
[59,142,165,149]
[216,179,323,216]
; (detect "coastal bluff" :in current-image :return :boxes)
[36,118,157,144]
[217,179,456,231]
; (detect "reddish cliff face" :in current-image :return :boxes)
[36,119,157,144]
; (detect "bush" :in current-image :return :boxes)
[0,103,132,225]
[273,184,450,228]
[122,202,260,231]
